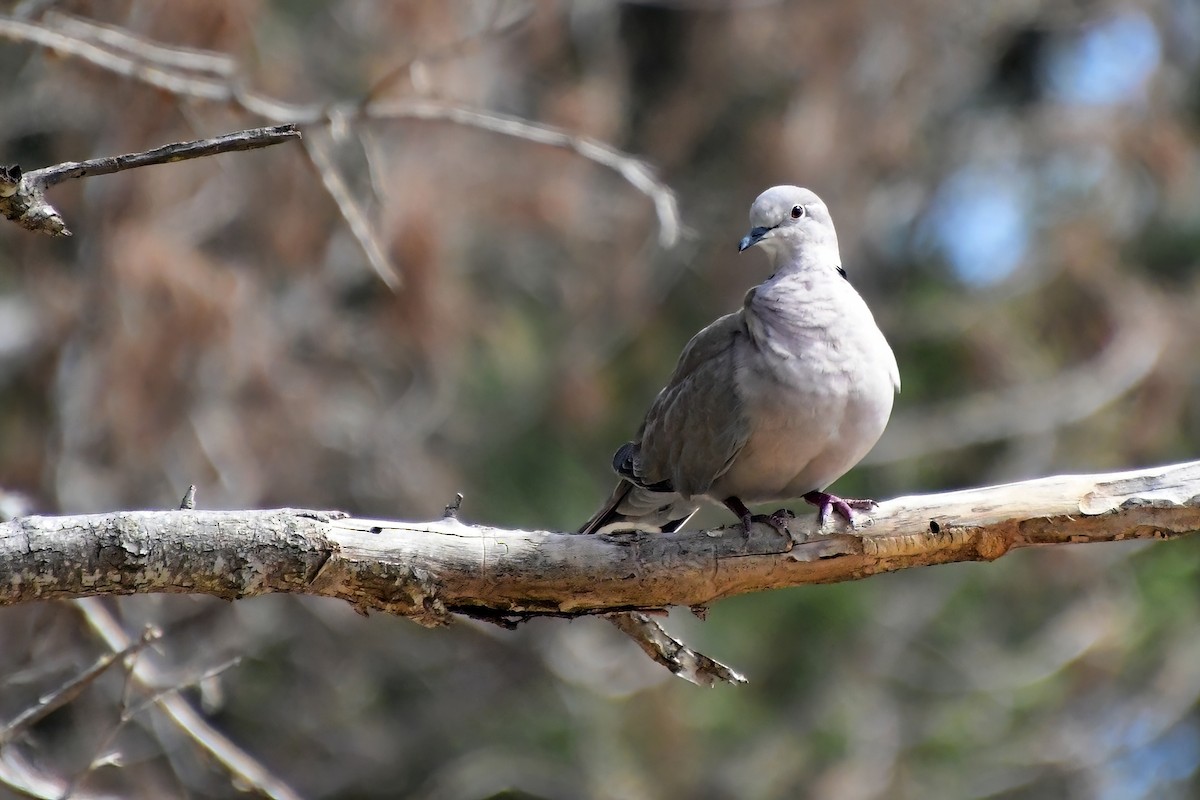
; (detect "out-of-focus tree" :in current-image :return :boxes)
[1,1,1199,798]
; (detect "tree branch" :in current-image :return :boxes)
[3,461,1199,684]
[72,599,304,800]
[0,13,681,248]
[0,124,300,236]
[0,625,160,747]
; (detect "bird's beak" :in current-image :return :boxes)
[738,226,773,252]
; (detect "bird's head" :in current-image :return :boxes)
[738,185,838,269]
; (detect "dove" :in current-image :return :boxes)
[579,186,899,537]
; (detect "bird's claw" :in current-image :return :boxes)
[738,508,801,549]
[765,508,803,549]
[764,508,796,534]
[724,497,803,549]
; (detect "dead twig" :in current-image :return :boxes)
[74,599,305,800]
[0,625,160,747]
[0,14,681,248]
[607,612,747,687]
[302,132,401,289]
[0,125,301,235]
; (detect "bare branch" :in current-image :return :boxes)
[0,626,160,747]
[0,14,681,248]
[0,15,233,101]
[606,612,747,687]
[0,125,300,235]
[32,125,300,188]
[2,461,1199,684]
[302,133,402,289]
[363,100,681,248]
[74,599,305,800]
[44,11,237,77]
[120,656,242,723]
[53,642,243,799]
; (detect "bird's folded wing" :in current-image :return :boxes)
[636,312,751,500]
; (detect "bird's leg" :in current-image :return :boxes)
[722,497,754,535]
[723,497,796,540]
[803,490,876,526]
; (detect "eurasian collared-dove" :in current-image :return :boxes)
[580,185,899,537]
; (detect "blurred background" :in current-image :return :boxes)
[1,0,1199,797]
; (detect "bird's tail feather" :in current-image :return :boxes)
[578,481,698,535]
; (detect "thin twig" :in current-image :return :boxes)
[120,656,242,722]
[302,133,401,289]
[0,125,300,236]
[55,650,146,800]
[0,15,682,248]
[73,598,305,800]
[364,100,681,247]
[32,124,300,188]
[57,653,243,799]
[45,11,237,77]
[607,612,747,687]
[0,16,233,101]
[0,626,161,746]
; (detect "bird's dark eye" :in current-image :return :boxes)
[791,205,806,219]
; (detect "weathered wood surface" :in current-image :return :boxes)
[3,461,1198,623]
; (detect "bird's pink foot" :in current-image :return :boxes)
[803,490,876,526]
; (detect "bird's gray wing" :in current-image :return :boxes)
[630,311,752,501]
[578,312,751,534]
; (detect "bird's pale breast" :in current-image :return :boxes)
[711,276,895,503]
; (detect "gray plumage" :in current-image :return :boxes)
[580,186,899,535]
